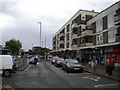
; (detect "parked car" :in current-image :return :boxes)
[62,59,84,73]
[29,57,38,65]
[0,55,14,77]
[55,58,64,67]
[51,56,59,64]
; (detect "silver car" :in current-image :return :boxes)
[51,56,59,64]
[55,58,64,67]
[62,59,84,73]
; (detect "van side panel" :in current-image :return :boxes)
[0,55,13,70]
[0,56,2,74]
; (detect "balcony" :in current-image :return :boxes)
[81,43,93,47]
[81,30,93,37]
[71,33,77,39]
[114,14,120,25]
[96,41,103,45]
[71,44,77,48]
[72,23,77,29]
[59,40,64,44]
[59,33,65,37]
[115,34,120,42]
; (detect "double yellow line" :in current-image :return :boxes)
[2,85,15,90]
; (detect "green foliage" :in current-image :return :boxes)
[28,46,51,55]
[5,39,22,55]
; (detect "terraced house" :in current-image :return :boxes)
[52,1,120,65]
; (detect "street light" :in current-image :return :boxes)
[38,22,41,47]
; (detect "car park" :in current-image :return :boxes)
[62,59,84,73]
[51,56,59,64]
[54,58,64,67]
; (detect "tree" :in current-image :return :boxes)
[28,46,51,55]
[5,39,22,55]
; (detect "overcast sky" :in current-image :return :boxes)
[0,0,119,50]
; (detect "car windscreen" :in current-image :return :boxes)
[66,59,79,64]
[58,58,64,61]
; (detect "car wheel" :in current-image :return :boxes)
[55,63,58,67]
[66,67,70,73]
[79,69,83,73]
[62,66,64,70]
[12,69,16,73]
[3,70,11,77]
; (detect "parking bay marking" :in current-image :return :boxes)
[82,76,100,82]
[3,85,15,90]
[94,83,120,88]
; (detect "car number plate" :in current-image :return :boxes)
[74,68,79,70]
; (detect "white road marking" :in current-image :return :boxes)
[82,76,100,82]
[65,72,91,76]
[94,83,120,88]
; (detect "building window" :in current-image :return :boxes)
[97,37,99,41]
[96,34,103,45]
[108,29,117,43]
[107,12,115,28]
[96,19,103,32]
[81,14,86,20]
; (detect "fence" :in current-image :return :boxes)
[16,58,28,70]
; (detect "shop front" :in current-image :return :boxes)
[104,45,120,66]
[81,48,104,64]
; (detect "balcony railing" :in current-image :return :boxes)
[59,33,65,37]
[59,40,64,44]
[115,34,120,42]
[71,23,77,29]
[81,30,93,36]
[114,14,120,25]
[96,41,103,45]
[71,44,77,48]
[81,43,93,47]
[71,33,77,39]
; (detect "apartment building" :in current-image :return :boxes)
[52,1,120,64]
[85,1,120,64]
[52,10,98,51]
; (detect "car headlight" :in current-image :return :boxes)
[53,60,55,62]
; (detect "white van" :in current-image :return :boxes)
[0,55,13,77]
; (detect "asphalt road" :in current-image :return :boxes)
[2,61,120,89]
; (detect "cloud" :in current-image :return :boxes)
[0,0,119,50]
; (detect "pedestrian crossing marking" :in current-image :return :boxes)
[2,85,15,90]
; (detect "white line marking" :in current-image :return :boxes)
[95,83,120,88]
[82,76,100,82]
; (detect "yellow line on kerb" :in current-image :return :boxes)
[3,85,15,90]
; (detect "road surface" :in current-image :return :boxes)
[2,61,120,89]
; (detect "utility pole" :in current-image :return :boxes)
[45,37,46,48]
[38,22,41,47]
[41,41,44,48]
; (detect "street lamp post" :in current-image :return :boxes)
[38,22,41,47]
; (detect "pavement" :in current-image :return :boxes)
[84,64,120,81]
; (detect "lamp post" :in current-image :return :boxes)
[38,22,41,47]
[45,37,46,48]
